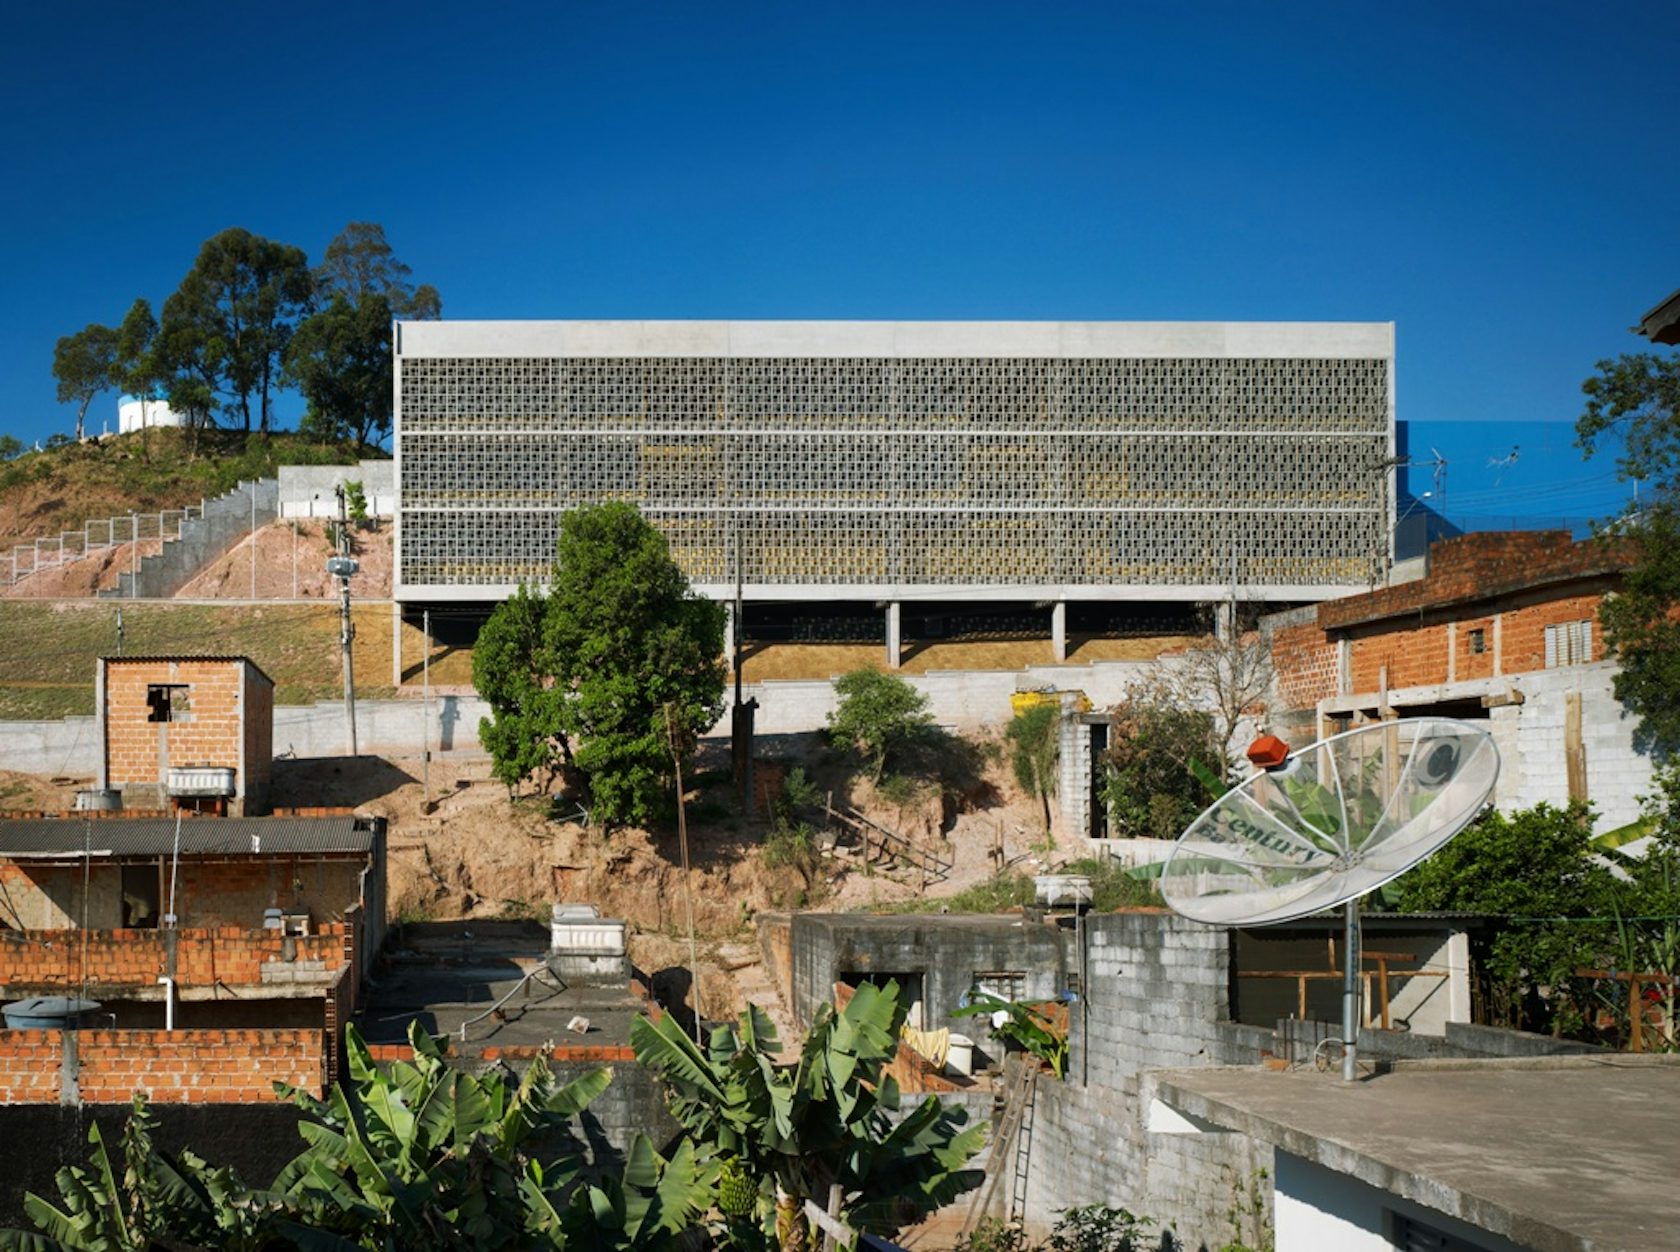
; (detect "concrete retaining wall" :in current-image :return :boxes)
[278,461,395,519]
[101,479,279,600]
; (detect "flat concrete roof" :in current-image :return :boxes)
[396,319,1394,361]
[1153,1056,1680,1252]
[359,921,647,1054]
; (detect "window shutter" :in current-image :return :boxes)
[1544,624,1558,668]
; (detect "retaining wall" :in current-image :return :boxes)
[278,461,395,518]
[102,478,280,600]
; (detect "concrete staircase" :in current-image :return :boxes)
[99,478,278,599]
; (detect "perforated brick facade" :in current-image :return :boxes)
[393,322,1395,603]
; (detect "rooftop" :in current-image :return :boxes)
[358,921,649,1055]
[1153,1056,1680,1252]
[0,816,377,858]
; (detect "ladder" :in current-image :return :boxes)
[958,1058,1039,1236]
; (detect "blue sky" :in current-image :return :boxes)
[2,2,1675,526]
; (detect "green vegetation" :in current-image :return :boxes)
[45,222,437,449]
[3,985,982,1252]
[1577,350,1680,759]
[826,668,933,781]
[632,979,983,1251]
[953,991,1070,1078]
[474,503,727,828]
[1006,703,1059,841]
[957,1205,1156,1252]
[0,428,368,542]
[1101,687,1221,839]
[1394,801,1680,1042]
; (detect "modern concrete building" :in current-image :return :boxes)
[393,321,1397,656]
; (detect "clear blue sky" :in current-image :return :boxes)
[3,2,1675,527]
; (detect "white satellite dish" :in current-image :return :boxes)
[1160,717,1499,1079]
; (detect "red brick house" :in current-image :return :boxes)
[97,656,274,817]
[1264,531,1653,832]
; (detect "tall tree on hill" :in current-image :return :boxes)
[51,322,119,440]
[1577,351,1680,756]
[159,227,314,434]
[287,222,441,447]
[474,503,726,828]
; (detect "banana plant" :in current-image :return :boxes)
[631,980,984,1252]
[271,1019,612,1250]
[521,1134,715,1252]
[0,1094,303,1252]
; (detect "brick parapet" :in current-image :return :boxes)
[0,1027,321,1104]
[1318,532,1628,631]
[0,925,349,994]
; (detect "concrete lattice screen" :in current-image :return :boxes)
[395,344,1391,595]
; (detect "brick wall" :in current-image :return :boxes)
[102,658,274,816]
[1270,619,1341,710]
[76,1030,320,1103]
[1318,531,1625,632]
[1348,621,1452,692]
[0,925,348,993]
[0,1030,61,1103]
[0,1028,321,1104]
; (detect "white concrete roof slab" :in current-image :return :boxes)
[1152,1057,1680,1252]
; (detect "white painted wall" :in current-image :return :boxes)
[1275,1150,1525,1252]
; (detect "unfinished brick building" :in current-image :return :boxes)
[1263,530,1654,831]
[97,656,274,817]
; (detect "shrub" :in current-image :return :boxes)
[828,668,933,781]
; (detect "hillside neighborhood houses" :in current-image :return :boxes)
[1,315,1676,1252]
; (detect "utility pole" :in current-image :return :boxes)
[327,485,360,758]
[422,608,432,812]
[665,704,703,1044]
[730,518,757,813]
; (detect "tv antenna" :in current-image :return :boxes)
[1159,718,1499,1080]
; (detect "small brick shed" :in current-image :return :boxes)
[96,657,274,817]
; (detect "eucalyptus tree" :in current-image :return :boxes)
[51,322,119,440]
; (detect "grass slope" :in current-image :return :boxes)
[0,601,428,719]
[0,429,379,548]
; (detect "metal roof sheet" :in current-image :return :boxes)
[0,817,374,858]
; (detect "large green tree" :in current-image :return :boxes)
[288,223,442,447]
[158,226,314,433]
[474,503,727,828]
[51,322,119,441]
[1577,351,1680,756]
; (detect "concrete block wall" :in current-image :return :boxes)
[1018,912,1274,1249]
[278,461,395,518]
[103,478,279,600]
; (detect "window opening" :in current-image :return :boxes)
[1467,628,1485,655]
[145,684,191,723]
[973,970,1027,1003]
[1543,620,1592,668]
[120,863,160,928]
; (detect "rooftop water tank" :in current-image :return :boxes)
[2,995,103,1030]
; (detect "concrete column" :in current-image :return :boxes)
[885,602,902,670]
[1214,601,1233,643]
[391,601,402,689]
[1052,600,1068,663]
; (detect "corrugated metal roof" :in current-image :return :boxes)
[0,817,374,858]
[100,656,276,687]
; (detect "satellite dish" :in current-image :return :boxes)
[1160,717,1500,1078]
